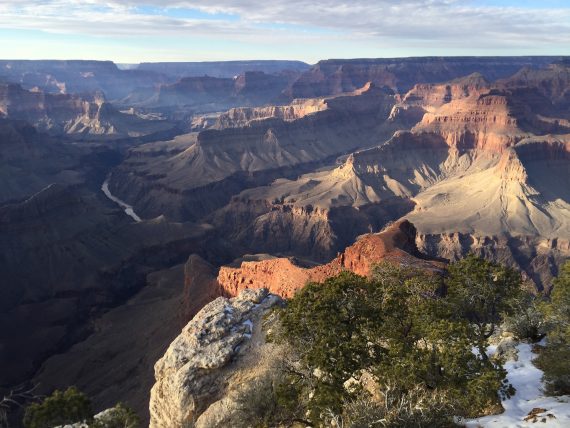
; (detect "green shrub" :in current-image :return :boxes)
[23,387,93,428]
[536,261,570,395]
[231,371,309,428]
[445,254,523,359]
[22,388,139,428]
[502,292,546,341]
[279,271,384,418]
[275,259,515,423]
[534,344,570,395]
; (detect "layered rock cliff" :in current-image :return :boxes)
[215,68,570,290]
[216,220,443,299]
[0,59,167,100]
[127,70,298,112]
[108,83,398,221]
[287,57,561,98]
[213,97,328,129]
[0,83,175,139]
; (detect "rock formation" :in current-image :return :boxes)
[149,220,442,427]
[108,83,398,221]
[0,59,167,100]
[215,220,443,299]
[0,83,176,139]
[287,57,562,98]
[137,60,309,80]
[216,67,570,289]
[2,57,570,425]
[149,288,283,427]
[125,70,299,113]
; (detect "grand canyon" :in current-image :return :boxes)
[1,2,570,426]
[0,55,568,427]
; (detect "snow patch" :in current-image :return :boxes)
[465,343,570,427]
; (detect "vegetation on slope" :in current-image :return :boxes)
[22,387,138,428]
[535,261,570,395]
[240,255,525,427]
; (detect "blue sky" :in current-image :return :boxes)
[0,1,569,63]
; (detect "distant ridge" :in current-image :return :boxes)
[137,60,311,78]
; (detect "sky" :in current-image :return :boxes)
[1,0,569,64]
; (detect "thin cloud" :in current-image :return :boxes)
[1,0,569,56]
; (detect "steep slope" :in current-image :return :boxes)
[0,119,89,202]
[0,60,167,100]
[0,83,176,140]
[108,83,399,221]
[216,69,570,289]
[30,254,223,425]
[288,56,562,98]
[214,220,442,298]
[122,71,299,112]
[0,182,221,388]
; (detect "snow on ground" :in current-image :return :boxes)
[101,177,142,222]
[465,343,570,427]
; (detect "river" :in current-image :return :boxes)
[101,176,142,222]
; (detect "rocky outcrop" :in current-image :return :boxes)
[0,83,175,139]
[222,69,570,290]
[108,83,398,221]
[216,220,444,299]
[287,57,560,98]
[416,232,570,292]
[213,97,328,129]
[0,59,167,100]
[149,288,282,428]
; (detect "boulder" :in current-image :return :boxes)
[149,288,282,427]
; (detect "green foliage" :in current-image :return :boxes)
[23,387,93,428]
[541,261,570,344]
[275,259,514,424]
[534,344,570,395]
[279,271,383,417]
[232,372,308,428]
[502,292,546,341]
[23,389,139,428]
[445,254,523,357]
[535,261,570,395]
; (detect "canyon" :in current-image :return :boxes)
[0,57,568,425]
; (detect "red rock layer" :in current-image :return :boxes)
[216,220,444,299]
